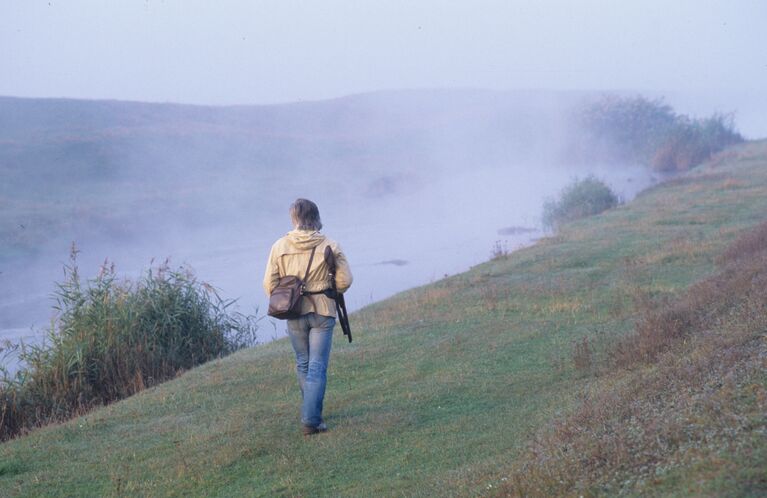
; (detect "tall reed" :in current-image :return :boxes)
[0,247,259,441]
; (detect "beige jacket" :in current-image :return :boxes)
[263,229,353,318]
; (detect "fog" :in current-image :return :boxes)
[2,1,765,372]
[0,90,659,368]
[2,2,765,110]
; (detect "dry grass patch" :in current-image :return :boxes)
[613,225,766,368]
[545,297,585,315]
[494,219,767,497]
[719,219,767,265]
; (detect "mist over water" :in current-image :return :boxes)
[0,89,661,366]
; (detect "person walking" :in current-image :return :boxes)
[263,198,353,435]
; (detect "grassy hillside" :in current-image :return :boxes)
[1,141,766,497]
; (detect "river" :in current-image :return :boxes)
[0,162,653,373]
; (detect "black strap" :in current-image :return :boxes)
[302,288,336,297]
[303,244,333,296]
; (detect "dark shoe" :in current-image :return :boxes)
[302,425,319,436]
[302,422,328,436]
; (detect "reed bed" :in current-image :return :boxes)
[0,248,258,441]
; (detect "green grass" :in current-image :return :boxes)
[1,140,767,497]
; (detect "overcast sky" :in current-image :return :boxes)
[1,0,765,105]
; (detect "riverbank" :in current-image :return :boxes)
[1,140,765,496]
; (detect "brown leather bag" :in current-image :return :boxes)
[267,246,317,319]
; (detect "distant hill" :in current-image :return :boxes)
[0,89,583,139]
[0,90,587,261]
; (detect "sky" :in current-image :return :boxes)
[1,0,765,106]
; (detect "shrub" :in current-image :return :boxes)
[651,114,743,172]
[577,95,678,163]
[0,249,259,441]
[575,95,743,172]
[542,176,619,230]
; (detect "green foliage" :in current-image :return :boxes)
[0,248,258,440]
[577,95,743,171]
[542,176,619,229]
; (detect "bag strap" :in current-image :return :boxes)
[303,246,317,281]
[303,243,334,296]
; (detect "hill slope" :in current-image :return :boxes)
[1,141,766,496]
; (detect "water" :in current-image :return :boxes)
[0,161,653,375]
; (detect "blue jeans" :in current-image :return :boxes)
[287,313,335,427]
